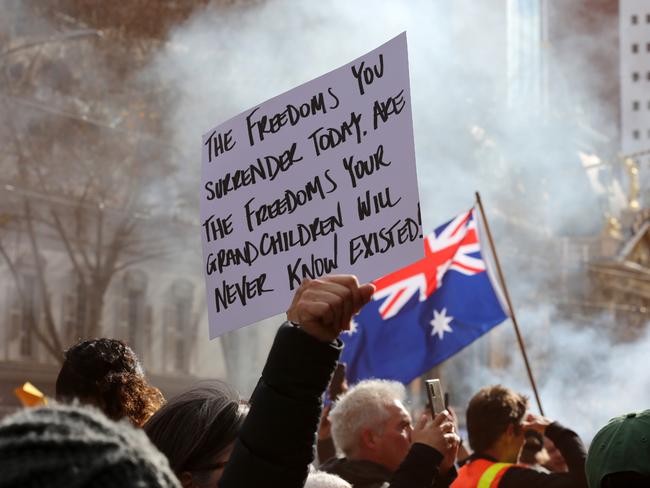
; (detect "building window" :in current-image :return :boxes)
[633,72,640,82]
[19,276,37,357]
[7,272,40,359]
[647,13,650,23]
[631,14,638,25]
[126,271,147,352]
[633,101,640,110]
[647,72,650,81]
[164,279,194,373]
[116,270,148,355]
[633,129,640,140]
[647,42,650,52]
[632,43,639,53]
[62,278,86,343]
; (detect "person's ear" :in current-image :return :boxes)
[180,472,195,488]
[360,427,378,450]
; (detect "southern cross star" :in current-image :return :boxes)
[430,308,454,339]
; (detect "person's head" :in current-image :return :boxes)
[586,410,650,488]
[466,385,528,462]
[305,471,352,488]
[56,338,164,426]
[144,382,247,488]
[329,379,412,472]
[0,403,180,488]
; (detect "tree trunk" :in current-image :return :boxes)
[87,281,107,340]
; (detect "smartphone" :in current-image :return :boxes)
[425,379,446,416]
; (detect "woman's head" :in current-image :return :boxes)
[144,382,247,488]
[55,338,164,427]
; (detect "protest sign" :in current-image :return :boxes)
[201,32,422,338]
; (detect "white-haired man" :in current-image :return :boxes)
[322,379,459,488]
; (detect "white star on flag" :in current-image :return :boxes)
[343,318,359,335]
[430,308,454,339]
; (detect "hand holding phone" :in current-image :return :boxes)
[412,410,459,458]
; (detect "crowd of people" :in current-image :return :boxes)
[0,274,648,487]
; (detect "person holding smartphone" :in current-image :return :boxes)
[322,379,460,488]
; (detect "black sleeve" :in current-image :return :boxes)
[500,422,587,488]
[388,443,445,488]
[545,421,587,479]
[220,323,342,488]
[435,464,457,488]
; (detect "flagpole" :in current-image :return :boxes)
[474,191,545,416]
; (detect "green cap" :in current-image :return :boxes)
[586,410,650,488]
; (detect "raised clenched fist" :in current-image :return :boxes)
[287,275,375,342]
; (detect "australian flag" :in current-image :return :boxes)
[341,208,508,384]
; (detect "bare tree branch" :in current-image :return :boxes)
[99,215,134,279]
[112,249,168,275]
[0,236,62,363]
[23,199,64,355]
[72,178,99,275]
[49,208,87,287]
[1,94,63,358]
[0,4,193,365]
[95,205,104,274]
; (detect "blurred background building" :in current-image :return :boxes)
[435,0,650,417]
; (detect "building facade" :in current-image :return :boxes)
[0,197,234,416]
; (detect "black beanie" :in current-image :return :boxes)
[0,403,180,488]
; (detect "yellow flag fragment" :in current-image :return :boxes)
[14,382,48,407]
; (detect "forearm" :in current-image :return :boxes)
[545,422,587,477]
[221,323,341,487]
[501,422,588,488]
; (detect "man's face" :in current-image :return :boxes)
[373,400,413,472]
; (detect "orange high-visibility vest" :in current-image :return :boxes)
[451,459,514,488]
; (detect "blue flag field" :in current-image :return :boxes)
[341,209,509,384]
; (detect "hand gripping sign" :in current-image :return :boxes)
[201,33,422,338]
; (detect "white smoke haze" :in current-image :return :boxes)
[455,306,650,441]
[143,0,646,440]
[537,320,650,439]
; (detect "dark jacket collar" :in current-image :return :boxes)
[321,457,392,485]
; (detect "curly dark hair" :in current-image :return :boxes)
[55,338,164,426]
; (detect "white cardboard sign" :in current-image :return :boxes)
[201,33,422,338]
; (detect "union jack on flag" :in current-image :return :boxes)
[341,207,508,385]
[373,210,485,320]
